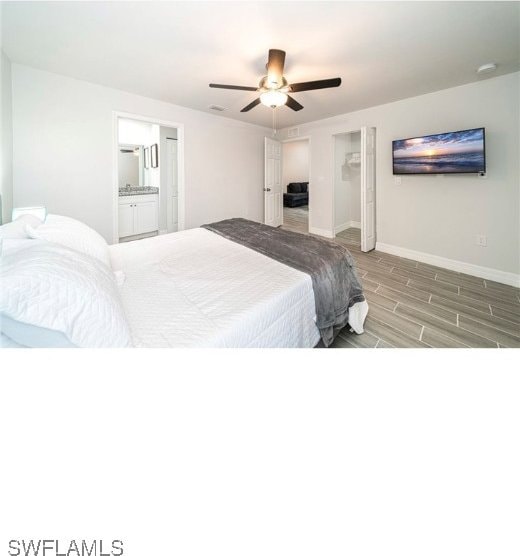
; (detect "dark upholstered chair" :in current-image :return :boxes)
[283,182,309,207]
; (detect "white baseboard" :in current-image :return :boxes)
[159,229,168,235]
[375,242,520,287]
[334,221,361,235]
[310,226,334,239]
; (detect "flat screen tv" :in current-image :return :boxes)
[392,127,486,175]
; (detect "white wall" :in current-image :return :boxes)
[118,118,152,145]
[148,123,160,192]
[1,50,13,224]
[11,64,270,242]
[282,139,309,193]
[279,72,520,276]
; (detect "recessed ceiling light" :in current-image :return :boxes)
[476,63,497,74]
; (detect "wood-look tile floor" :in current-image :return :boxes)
[283,206,308,234]
[281,222,520,348]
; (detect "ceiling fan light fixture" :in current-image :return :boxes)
[210,49,341,113]
[260,90,288,108]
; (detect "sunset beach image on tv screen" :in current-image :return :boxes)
[393,128,485,174]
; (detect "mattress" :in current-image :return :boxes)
[109,228,322,348]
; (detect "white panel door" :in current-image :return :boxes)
[166,139,178,232]
[361,126,376,252]
[171,196,178,232]
[135,200,159,234]
[264,137,282,227]
[118,203,135,238]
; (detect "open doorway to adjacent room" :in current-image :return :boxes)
[282,138,310,233]
[113,113,184,244]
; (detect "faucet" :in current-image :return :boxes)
[126,183,131,191]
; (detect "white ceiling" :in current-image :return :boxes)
[2,1,519,128]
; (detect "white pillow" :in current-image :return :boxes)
[12,206,47,221]
[1,243,132,348]
[26,214,111,268]
[0,238,47,258]
[0,214,43,239]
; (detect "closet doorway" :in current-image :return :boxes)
[281,137,310,233]
[333,127,376,252]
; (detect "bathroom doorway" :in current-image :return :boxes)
[112,112,184,244]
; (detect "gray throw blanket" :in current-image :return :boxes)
[202,218,365,346]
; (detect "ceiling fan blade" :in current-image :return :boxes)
[209,83,258,91]
[266,49,286,88]
[285,95,304,111]
[240,98,261,112]
[289,78,342,93]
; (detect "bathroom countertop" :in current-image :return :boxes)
[119,186,159,196]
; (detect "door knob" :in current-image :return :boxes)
[264,188,271,192]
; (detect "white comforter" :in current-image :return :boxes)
[110,228,322,348]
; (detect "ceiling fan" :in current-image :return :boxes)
[209,49,341,112]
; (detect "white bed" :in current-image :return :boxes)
[1,214,368,348]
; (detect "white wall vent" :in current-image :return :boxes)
[287,127,300,138]
[209,105,226,112]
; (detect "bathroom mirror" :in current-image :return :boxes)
[118,144,145,189]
